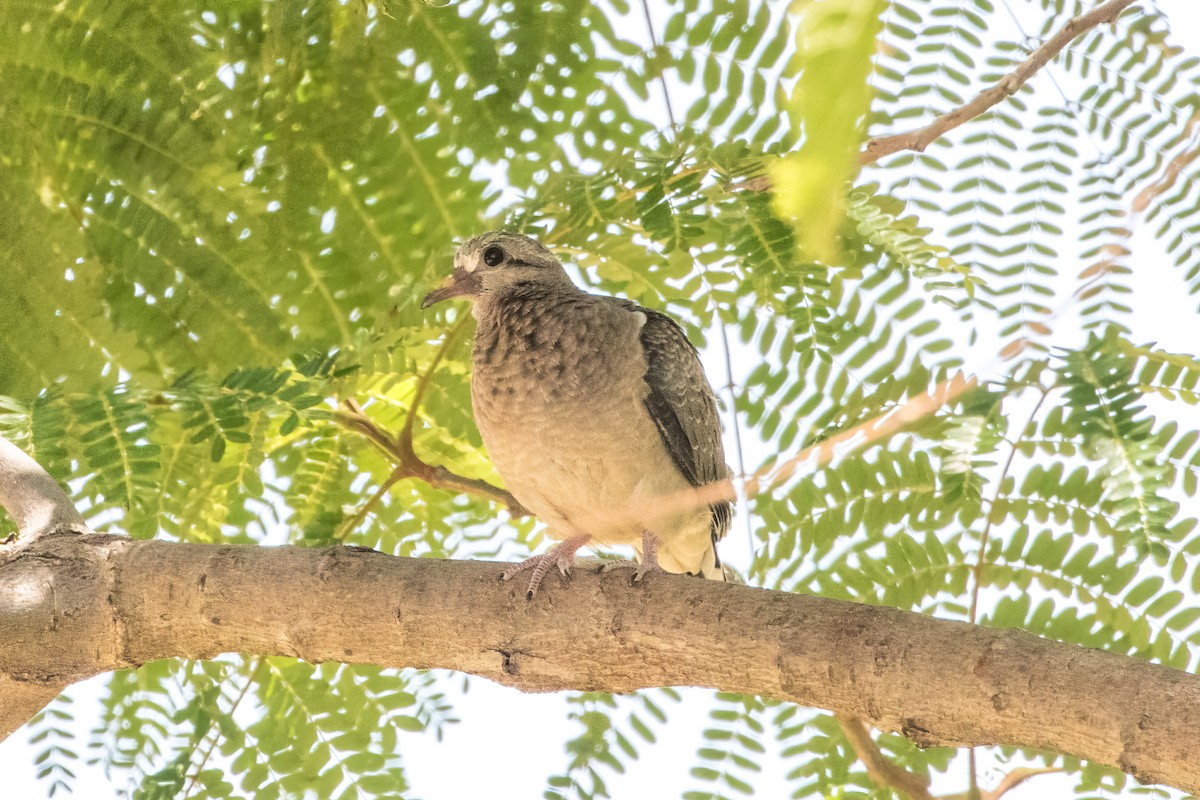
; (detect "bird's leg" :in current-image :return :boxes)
[598,529,668,582]
[632,529,668,583]
[501,534,592,599]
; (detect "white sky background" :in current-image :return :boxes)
[5,1,1200,798]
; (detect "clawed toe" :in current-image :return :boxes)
[597,558,639,574]
[632,561,666,583]
[596,557,664,583]
[500,534,591,598]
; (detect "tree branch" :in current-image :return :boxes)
[861,0,1137,165]
[735,0,1138,192]
[0,438,87,543]
[0,438,91,740]
[940,766,1064,800]
[837,714,935,800]
[1,532,1198,792]
[335,399,528,518]
[983,767,1063,800]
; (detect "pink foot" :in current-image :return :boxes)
[501,534,591,599]
[598,530,667,583]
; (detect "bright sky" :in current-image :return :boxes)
[5,1,1200,799]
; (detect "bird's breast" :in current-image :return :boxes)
[468,298,693,544]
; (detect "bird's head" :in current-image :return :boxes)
[421,231,573,309]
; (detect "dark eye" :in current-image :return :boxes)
[482,246,505,267]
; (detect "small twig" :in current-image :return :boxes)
[837,714,935,800]
[332,467,406,542]
[335,402,528,519]
[400,317,471,449]
[333,319,480,541]
[968,385,1050,624]
[335,326,528,525]
[182,660,262,800]
[984,766,1064,800]
[639,0,677,129]
[968,746,981,800]
[942,766,1065,800]
[1131,113,1200,214]
[718,323,755,555]
[751,373,979,497]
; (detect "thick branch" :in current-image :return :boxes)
[0,438,86,542]
[0,439,90,739]
[861,0,1137,165]
[1,533,1198,793]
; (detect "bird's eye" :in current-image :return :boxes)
[483,246,505,267]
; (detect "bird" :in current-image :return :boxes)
[422,231,732,597]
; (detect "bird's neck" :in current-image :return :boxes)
[472,280,581,320]
[472,283,588,370]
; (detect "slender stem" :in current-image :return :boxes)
[639,0,677,129]
[968,386,1049,624]
[735,0,1139,191]
[402,317,470,448]
[717,324,755,557]
[182,659,262,800]
[968,746,980,800]
[333,467,406,542]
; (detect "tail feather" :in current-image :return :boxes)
[697,538,726,581]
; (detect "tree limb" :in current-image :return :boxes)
[859,0,1136,166]
[334,399,528,518]
[983,767,1064,800]
[940,766,1064,800]
[1,532,1198,793]
[735,0,1138,192]
[0,438,87,543]
[0,438,90,740]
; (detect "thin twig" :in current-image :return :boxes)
[983,766,1064,800]
[332,467,406,542]
[335,402,528,518]
[182,660,262,800]
[942,765,1065,800]
[718,324,755,556]
[968,747,981,800]
[333,319,480,541]
[639,0,677,129]
[837,714,935,800]
[964,385,1049,797]
[401,317,471,449]
[334,325,529,523]
[968,386,1050,624]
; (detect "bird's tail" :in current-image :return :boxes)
[697,539,727,581]
[641,532,728,580]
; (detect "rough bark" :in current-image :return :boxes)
[0,437,90,738]
[1,531,1198,793]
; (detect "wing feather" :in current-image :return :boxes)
[622,303,732,544]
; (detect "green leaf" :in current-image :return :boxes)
[769,0,885,261]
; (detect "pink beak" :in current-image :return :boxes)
[422,268,480,308]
